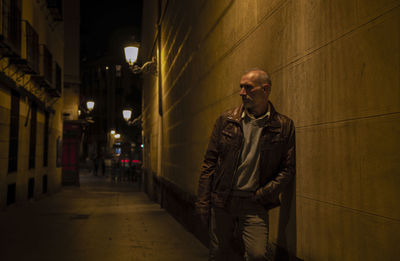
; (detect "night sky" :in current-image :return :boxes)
[80,0,143,62]
[80,1,143,143]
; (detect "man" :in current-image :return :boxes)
[196,69,296,260]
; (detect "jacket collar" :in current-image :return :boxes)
[227,101,281,129]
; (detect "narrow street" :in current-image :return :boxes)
[0,171,208,261]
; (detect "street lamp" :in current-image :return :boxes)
[86,100,95,112]
[124,46,139,66]
[114,133,121,139]
[122,108,142,126]
[110,129,116,135]
[124,44,157,74]
[122,108,132,122]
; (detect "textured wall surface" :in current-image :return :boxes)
[0,87,10,208]
[141,0,400,259]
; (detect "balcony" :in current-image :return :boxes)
[49,62,62,97]
[9,21,39,74]
[0,0,22,57]
[30,45,53,90]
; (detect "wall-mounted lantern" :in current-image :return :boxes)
[86,100,95,112]
[122,108,132,122]
[124,45,139,66]
[122,107,142,126]
[124,44,157,74]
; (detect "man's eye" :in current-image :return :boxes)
[241,85,252,90]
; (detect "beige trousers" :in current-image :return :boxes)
[209,196,273,261]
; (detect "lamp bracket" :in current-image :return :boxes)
[132,57,157,75]
[126,115,142,126]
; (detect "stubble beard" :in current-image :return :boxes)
[242,98,253,110]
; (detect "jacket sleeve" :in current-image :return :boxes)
[256,119,296,204]
[195,116,222,215]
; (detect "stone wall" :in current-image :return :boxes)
[141,0,400,259]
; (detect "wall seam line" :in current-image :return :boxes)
[296,111,400,129]
[271,2,400,75]
[297,194,400,222]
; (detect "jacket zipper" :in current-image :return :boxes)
[229,121,244,192]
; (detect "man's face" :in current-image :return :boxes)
[239,72,269,111]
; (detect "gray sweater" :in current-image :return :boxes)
[232,107,270,195]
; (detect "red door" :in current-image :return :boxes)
[62,122,82,186]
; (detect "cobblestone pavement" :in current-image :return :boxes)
[0,171,208,261]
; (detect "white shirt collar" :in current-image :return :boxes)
[241,103,270,120]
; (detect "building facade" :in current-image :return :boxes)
[140,0,400,260]
[80,56,142,162]
[0,0,79,208]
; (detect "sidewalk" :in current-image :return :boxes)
[0,171,208,261]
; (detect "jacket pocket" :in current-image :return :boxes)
[220,130,236,153]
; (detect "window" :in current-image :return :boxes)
[1,0,22,54]
[46,0,63,21]
[42,175,48,194]
[24,21,39,73]
[55,62,62,96]
[42,45,53,84]
[7,183,16,205]
[29,102,37,169]
[43,111,49,166]
[8,90,19,173]
[28,178,34,199]
[116,65,121,77]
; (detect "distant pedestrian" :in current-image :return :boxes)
[101,157,105,176]
[110,158,116,182]
[93,156,99,176]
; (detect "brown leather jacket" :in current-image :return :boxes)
[196,102,296,215]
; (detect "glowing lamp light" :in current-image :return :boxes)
[86,100,95,112]
[124,46,139,66]
[110,129,116,135]
[114,133,121,139]
[122,109,132,122]
[78,109,81,116]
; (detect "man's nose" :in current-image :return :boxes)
[240,87,246,96]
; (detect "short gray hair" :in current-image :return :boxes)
[244,68,272,87]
